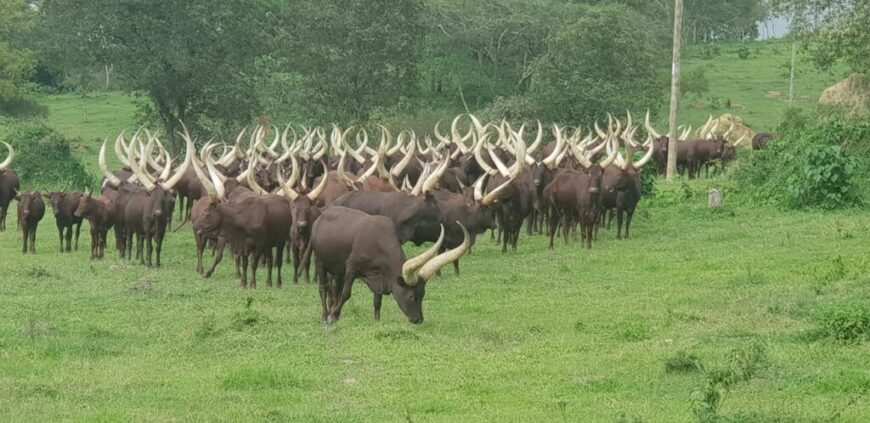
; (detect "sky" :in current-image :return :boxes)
[758,16,791,39]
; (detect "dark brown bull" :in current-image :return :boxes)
[45,192,84,253]
[311,206,470,324]
[0,141,20,232]
[334,190,442,246]
[193,152,291,288]
[599,137,655,240]
[17,191,45,254]
[74,187,114,259]
[122,137,189,267]
[543,168,603,249]
[752,132,776,150]
[431,189,496,275]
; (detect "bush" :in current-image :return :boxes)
[734,122,865,210]
[2,121,93,191]
[736,45,751,60]
[682,68,710,99]
[816,302,870,343]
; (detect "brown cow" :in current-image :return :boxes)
[0,141,20,232]
[45,192,84,253]
[311,206,470,324]
[74,187,114,259]
[17,191,45,254]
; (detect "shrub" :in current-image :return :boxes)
[690,343,767,422]
[816,303,870,343]
[665,351,700,373]
[733,122,865,209]
[736,45,751,60]
[682,68,710,99]
[2,121,93,191]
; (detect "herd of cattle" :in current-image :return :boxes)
[0,114,774,323]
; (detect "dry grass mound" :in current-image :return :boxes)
[819,73,870,120]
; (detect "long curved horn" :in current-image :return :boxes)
[542,124,564,169]
[697,115,713,138]
[128,138,156,191]
[390,138,416,178]
[417,222,470,282]
[114,130,131,167]
[402,225,445,285]
[307,164,329,200]
[487,147,510,177]
[723,122,735,139]
[527,120,544,154]
[600,137,618,168]
[410,163,430,196]
[473,133,497,175]
[246,157,269,196]
[733,133,747,146]
[633,136,655,170]
[594,120,607,140]
[422,158,448,193]
[481,176,512,206]
[433,120,450,145]
[205,156,226,200]
[570,143,593,169]
[98,140,121,187]
[0,141,13,170]
[161,137,192,190]
[277,161,299,200]
[473,174,487,201]
[680,126,692,141]
[644,110,662,138]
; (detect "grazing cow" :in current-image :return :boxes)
[17,191,45,254]
[0,141,20,232]
[45,192,84,253]
[311,206,470,324]
[74,187,114,259]
[677,138,726,179]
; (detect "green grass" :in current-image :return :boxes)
[1,179,870,421]
[658,39,850,132]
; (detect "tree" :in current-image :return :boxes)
[38,0,281,150]
[683,0,768,43]
[286,0,426,122]
[772,0,870,74]
[0,0,37,116]
[529,5,666,124]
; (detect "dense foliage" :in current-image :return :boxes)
[735,121,868,210]
[2,121,93,191]
[0,0,41,117]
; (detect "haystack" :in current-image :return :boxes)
[700,114,756,149]
[819,73,870,120]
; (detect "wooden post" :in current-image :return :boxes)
[666,0,684,180]
[789,41,797,107]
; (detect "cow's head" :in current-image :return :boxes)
[44,192,65,216]
[74,189,96,218]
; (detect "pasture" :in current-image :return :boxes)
[1,179,869,421]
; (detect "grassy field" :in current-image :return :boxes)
[0,39,868,421]
[1,180,869,421]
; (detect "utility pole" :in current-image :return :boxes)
[666,0,684,180]
[789,41,797,107]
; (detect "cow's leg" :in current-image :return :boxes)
[301,242,313,283]
[548,210,559,249]
[291,243,301,283]
[0,207,5,231]
[21,223,28,254]
[57,224,64,252]
[145,233,153,267]
[625,209,635,239]
[74,222,81,251]
[195,233,205,275]
[453,259,460,276]
[30,226,37,253]
[561,213,571,245]
[136,233,145,264]
[239,253,248,288]
[616,209,625,240]
[204,238,225,278]
[328,269,356,323]
[317,263,330,322]
[275,244,284,288]
[373,293,383,321]
[154,232,164,268]
[264,249,274,288]
[249,251,260,289]
[65,225,73,252]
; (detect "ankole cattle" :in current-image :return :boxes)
[45,192,84,253]
[17,191,45,254]
[74,187,114,259]
[311,206,470,324]
[0,141,20,232]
